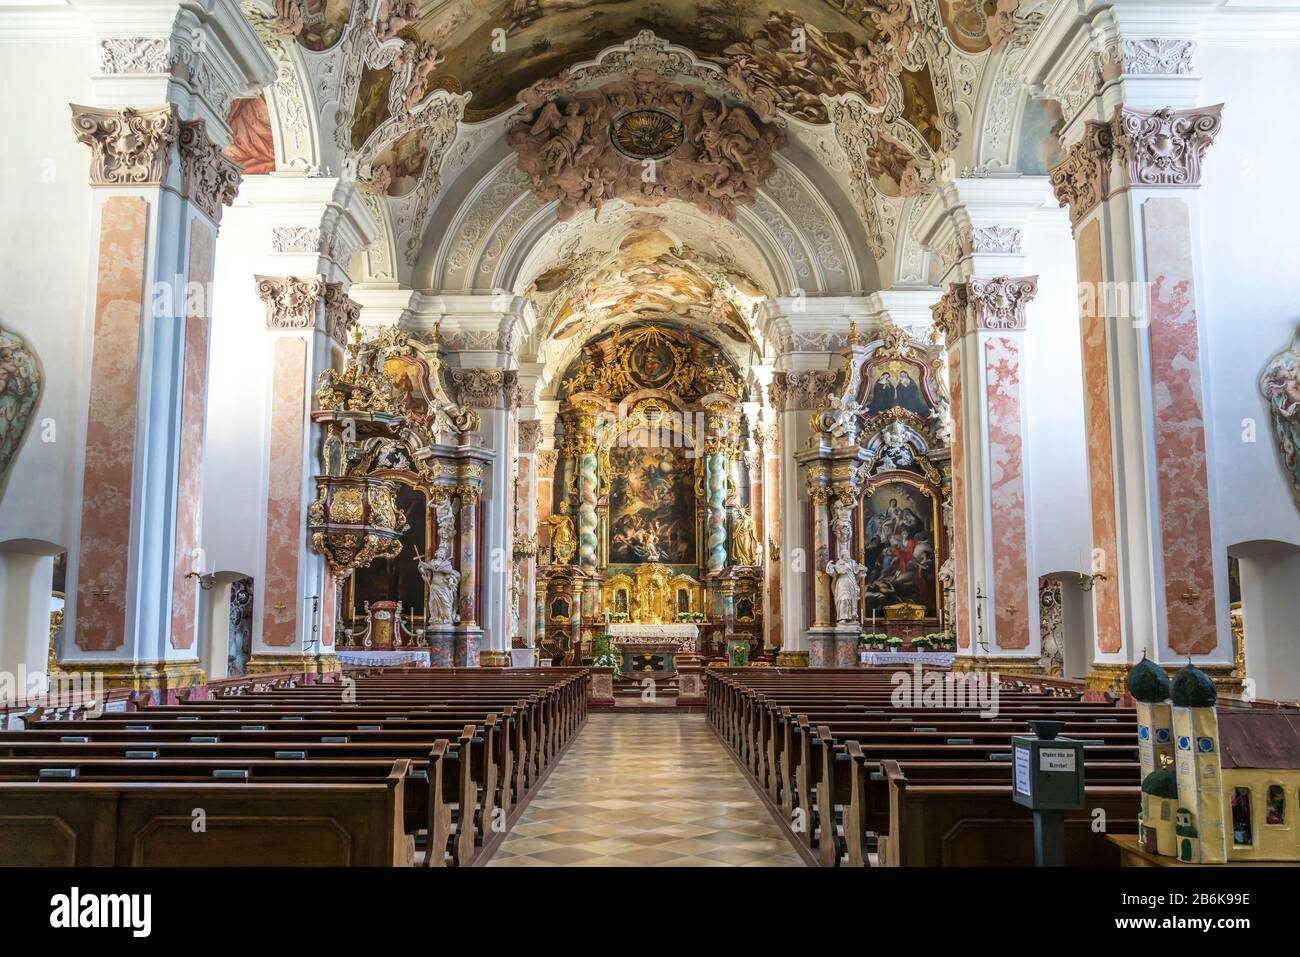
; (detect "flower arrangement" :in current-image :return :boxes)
[925,630,956,648]
[677,611,705,623]
[885,636,904,648]
[609,612,630,623]
[858,632,888,649]
[591,632,622,677]
[911,634,934,650]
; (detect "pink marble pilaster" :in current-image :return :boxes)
[261,337,307,647]
[1076,219,1123,654]
[76,196,148,652]
[984,335,1030,650]
[169,219,214,650]
[1143,198,1218,655]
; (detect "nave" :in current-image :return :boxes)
[487,712,805,867]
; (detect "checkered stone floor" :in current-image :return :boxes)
[487,712,806,867]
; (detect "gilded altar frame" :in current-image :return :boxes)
[598,564,705,623]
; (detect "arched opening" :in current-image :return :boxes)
[1228,540,1300,702]
[0,539,65,699]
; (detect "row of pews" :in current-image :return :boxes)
[0,667,589,866]
[707,668,1142,866]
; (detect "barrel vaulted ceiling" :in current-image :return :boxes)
[237,0,1054,382]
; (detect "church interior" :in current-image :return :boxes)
[1,0,1300,880]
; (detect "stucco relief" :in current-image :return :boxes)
[1261,329,1300,512]
[0,324,41,495]
[508,75,785,222]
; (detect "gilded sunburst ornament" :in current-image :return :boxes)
[609,109,684,160]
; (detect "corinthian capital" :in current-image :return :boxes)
[451,368,506,409]
[968,276,1038,332]
[70,104,177,186]
[256,275,327,331]
[179,118,243,225]
[1112,105,1223,188]
[1048,120,1114,227]
[931,282,970,345]
[322,282,360,347]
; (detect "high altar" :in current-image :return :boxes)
[537,324,766,664]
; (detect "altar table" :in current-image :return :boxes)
[606,623,698,649]
[858,650,956,667]
[338,649,432,668]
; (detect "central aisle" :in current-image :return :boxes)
[487,712,806,866]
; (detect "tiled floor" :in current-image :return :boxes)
[487,712,806,867]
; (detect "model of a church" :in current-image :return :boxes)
[1129,658,1300,863]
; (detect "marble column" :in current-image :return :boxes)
[456,485,483,666]
[1024,7,1232,689]
[769,367,838,668]
[63,8,272,695]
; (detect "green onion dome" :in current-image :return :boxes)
[1126,656,1171,703]
[1141,768,1179,799]
[1170,663,1217,708]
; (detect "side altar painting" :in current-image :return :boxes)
[860,478,940,619]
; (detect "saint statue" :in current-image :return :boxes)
[548,499,577,565]
[831,496,855,560]
[731,507,759,566]
[418,554,461,625]
[826,558,867,624]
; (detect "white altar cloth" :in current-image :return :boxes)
[339,649,432,668]
[858,651,956,667]
[606,623,698,649]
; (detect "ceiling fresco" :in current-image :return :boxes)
[410,0,923,123]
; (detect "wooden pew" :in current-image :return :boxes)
[0,759,414,866]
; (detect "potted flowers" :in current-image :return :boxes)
[885,636,904,651]
[926,630,956,650]
[858,631,888,651]
[911,634,933,650]
[591,632,622,678]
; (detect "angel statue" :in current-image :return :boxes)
[548,499,578,565]
[818,392,862,444]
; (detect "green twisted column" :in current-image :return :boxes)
[577,443,599,570]
[706,444,728,572]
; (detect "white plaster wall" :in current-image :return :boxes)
[1198,42,1300,550]
[1021,206,1092,578]
[0,39,97,549]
